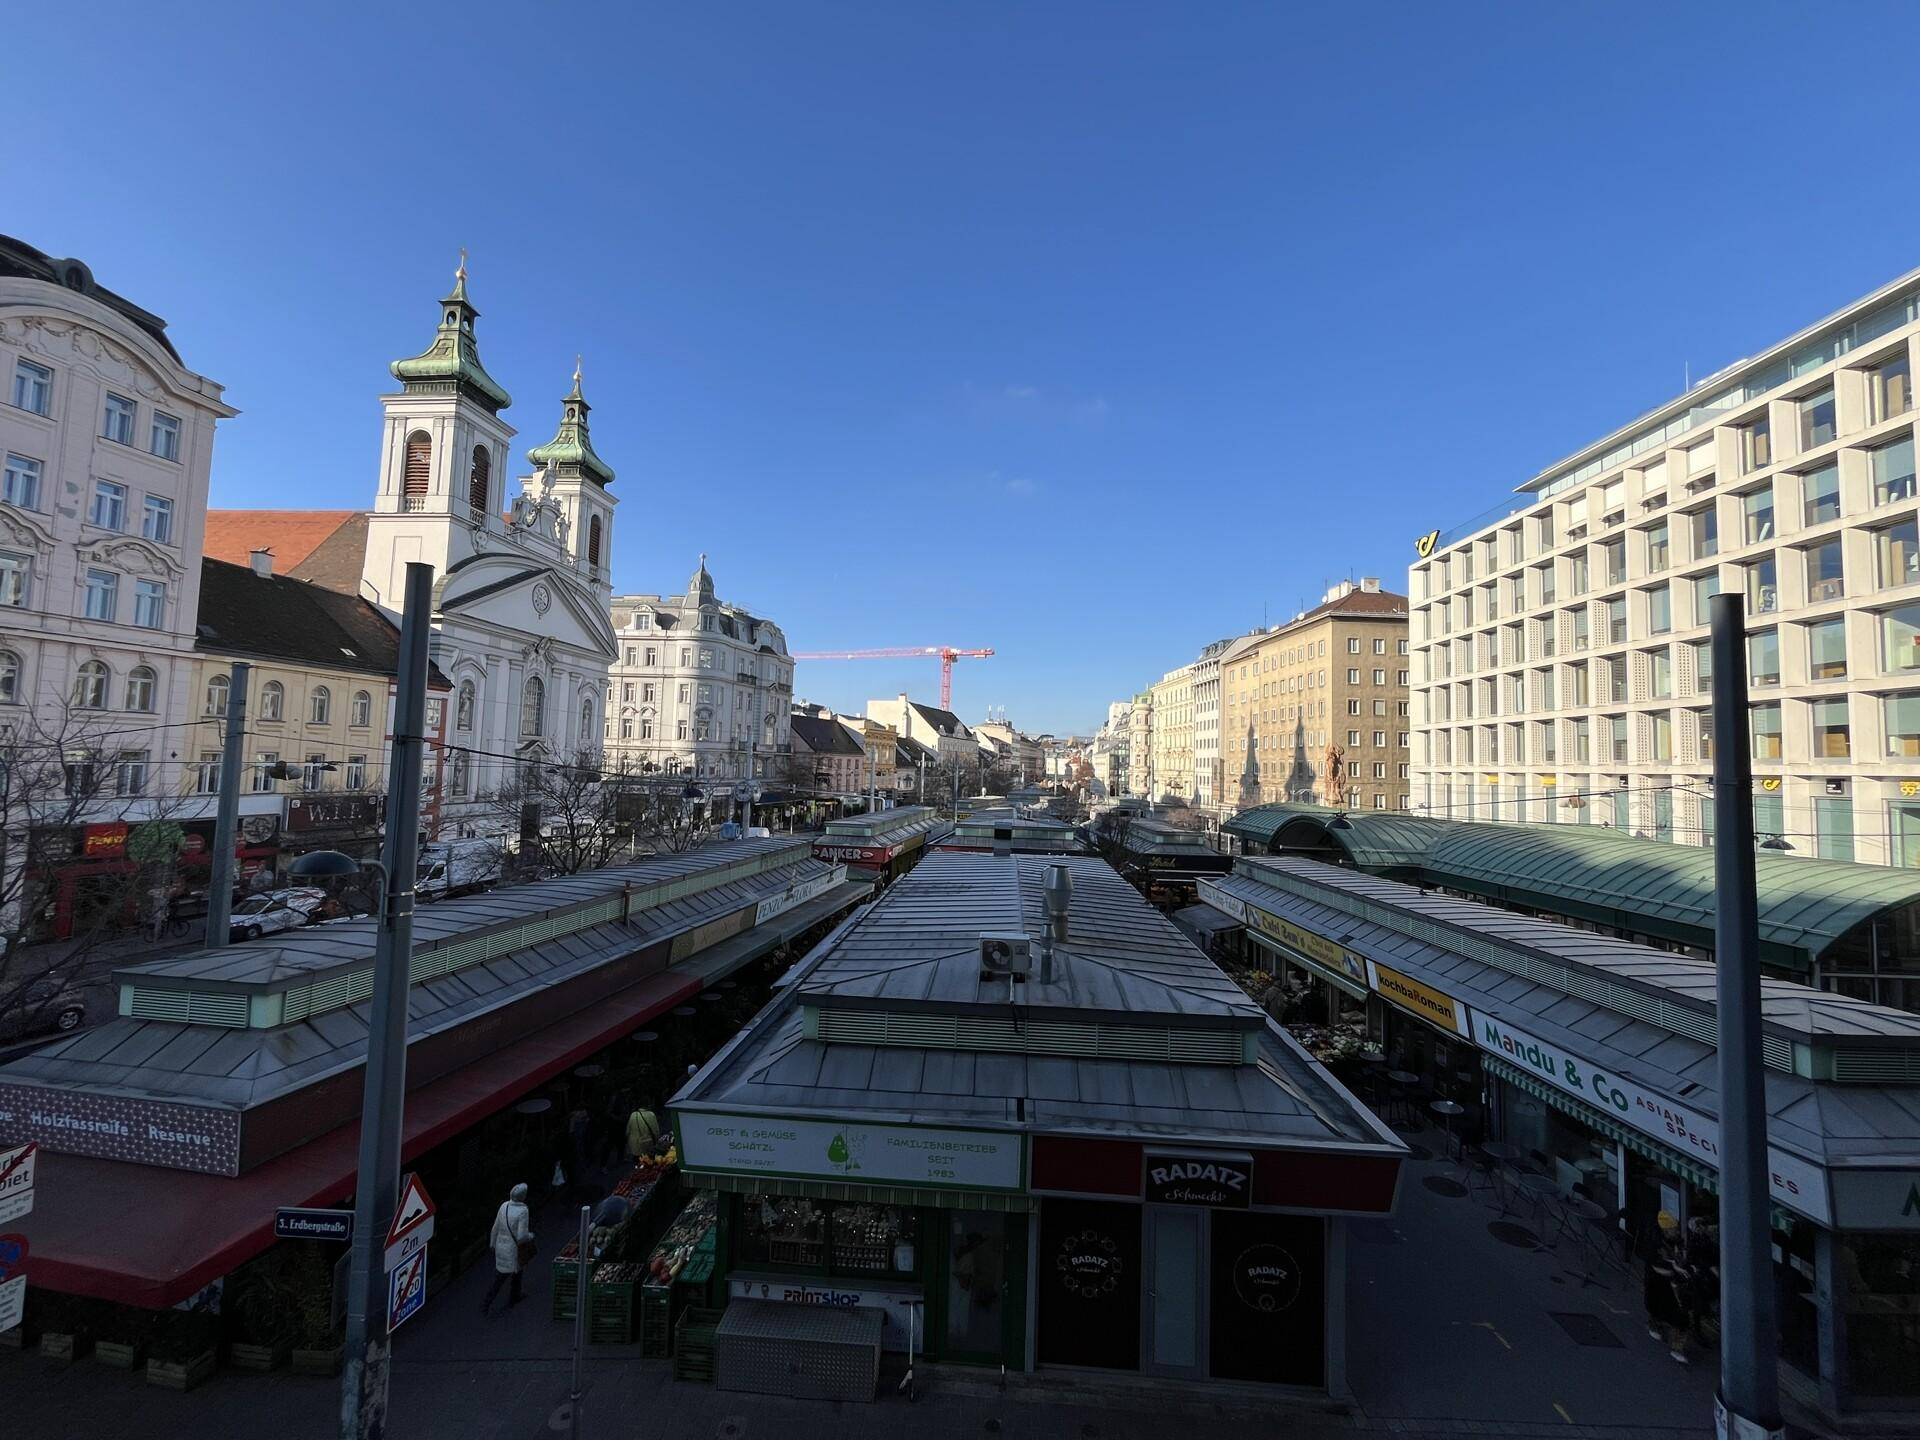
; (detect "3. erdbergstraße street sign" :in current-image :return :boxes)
[274,1206,354,1243]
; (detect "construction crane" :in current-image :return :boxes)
[790,646,994,710]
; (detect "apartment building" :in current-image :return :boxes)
[1221,579,1411,813]
[1191,637,1231,814]
[1409,269,1920,866]
[1146,662,1197,802]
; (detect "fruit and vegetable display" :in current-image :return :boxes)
[643,1191,717,1287]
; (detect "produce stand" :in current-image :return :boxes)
[638,1191,718,1357]
[550,1157,678,1328]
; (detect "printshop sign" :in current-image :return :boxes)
[1471,1012,1829,1225]
[0,1084,242,1177]
[680,1114,1022,1190]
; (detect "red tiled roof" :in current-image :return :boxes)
[204,510,359,571]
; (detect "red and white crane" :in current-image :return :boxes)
[790,646,994,710]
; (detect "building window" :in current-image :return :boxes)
[588,515,603,567]
[0,649,18,705]
[116,750,148,797]
[456,679,475,730]
[1646,520,1670,572]
[90,479,127,530]
[468,445,491,512]
[73,659,109,709]
[1691,639,1713,694]
[1872,436,1917,505]
[303,754,328,790]
[121,665,155,712]
[1569,551,1589,594]
[1347,668,1360,684]
[1647,583,1672,635]
[1372,668,1386,685]
[196,752,222,795]
[699,648,714,669]
[132,579,165,629]
[1815,795,1854,862]
[1811,697,1850,758]
[1602,538,1625,586]
[1876,517,1919,588]
[1881,602,1920,674]
[1809,616,1848,680]
[521,676,545,736]
[1649,649,1673,698]
[1604,597,1626,644]
[403,431,432,497]
[1802,465,1840,527]
[3,453,41,509]
[351,690,372,727]
[11,359,52,416]
[1886,695,1920,758]
[309,685,331,724]
[1347,637,1361,654]
[1748,629,1780,687]
[1746,555,1779,614]
[1650,712,1673,762]
[1803,537,1844,603]
[1868,352,1912,424]
[345,754,367,790]
[206,674,230,715]
[141,494,173,543]
[150,411,181,461]
[1,552,33,609]
[640,713,655,740]
[1751,702,1783,760]
[1693,505,1718,559]
[644,646,657,667]
[1741,484,1775,544]
[83,568,117,621]
[101,393,136,445]
[1373,638,1387,655]
[1740,413,1772,473]
[1797,386,1835,450]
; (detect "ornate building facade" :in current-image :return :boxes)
[605,559,793,799]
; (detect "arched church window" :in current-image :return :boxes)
[468,445,491,513]
[456,680,475,731]
[403,431,432,497]
[587,515,602,567]
[521,676,545,737]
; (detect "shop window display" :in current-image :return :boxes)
[737,1195,917,1277]
[1841,1234,1920,1397]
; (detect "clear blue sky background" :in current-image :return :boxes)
[10,3,1920,733]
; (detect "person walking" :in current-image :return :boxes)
[626,1102,666,1161]
[1644,1211,1695,1363]
[483,1183,534,1316]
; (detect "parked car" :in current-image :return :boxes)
[0,974,89,1040]
[228,887,329,942]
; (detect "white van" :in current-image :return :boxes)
[416,839,502,901]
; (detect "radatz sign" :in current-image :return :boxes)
[1144,1151,1253,1208]
[1472,1012,1830,1225]
[0,1083,242,1177]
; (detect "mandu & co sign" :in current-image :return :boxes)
[1471,1012,1830,1225]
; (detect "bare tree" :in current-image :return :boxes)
[478,750,631,876]
[634,788,709,854]
[0,703,195,1038]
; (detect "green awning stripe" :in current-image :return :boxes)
[1244,928,1367,1000]
[683,1169,1033,1213]
[1483,1055,1718,1192]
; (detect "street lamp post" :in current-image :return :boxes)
[1708,593,1784,1440]
[204,660,251,948]
[303,562,433,1440]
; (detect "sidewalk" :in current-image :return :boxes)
[0,1123,1815,1440]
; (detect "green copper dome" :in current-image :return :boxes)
[526,360,614,487]
[389,254,512,414]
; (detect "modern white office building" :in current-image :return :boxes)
[1410,268,1920,866]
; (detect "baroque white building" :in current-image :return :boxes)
[0,235,235,811]
[605,559,793,796]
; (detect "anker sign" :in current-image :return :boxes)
[1144,1151,1252,1208]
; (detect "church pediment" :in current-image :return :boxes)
[437,557,615,660]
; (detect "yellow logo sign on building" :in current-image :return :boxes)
[1369,961,1468,1036]
[1246,906,1365,984]
[1414,530,1440,559]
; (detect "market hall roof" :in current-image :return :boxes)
[677,851,1404,1155]
[1220,805,1920,975]
[1212,857,1920,1191]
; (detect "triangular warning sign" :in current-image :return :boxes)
[386,1172,435,1247]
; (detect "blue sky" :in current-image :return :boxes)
[10,3,1920,733]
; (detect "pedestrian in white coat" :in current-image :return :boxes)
[482,1182,534,1315]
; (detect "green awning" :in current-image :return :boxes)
[683,1169,1032,1213]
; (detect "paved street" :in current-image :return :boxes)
[2,1115,1765,1440]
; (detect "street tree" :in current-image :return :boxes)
[479,750,630,876]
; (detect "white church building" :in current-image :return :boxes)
[208,259,617,836]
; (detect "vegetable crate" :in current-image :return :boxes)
[639,1285,674,1358]
[673,1306,724,1383]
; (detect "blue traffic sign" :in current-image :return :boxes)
[276,1207,354,1243]
[388,1246,427,1330]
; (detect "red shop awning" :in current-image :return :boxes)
[16,969,701,1307]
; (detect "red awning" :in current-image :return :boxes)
[17,969,701,1307]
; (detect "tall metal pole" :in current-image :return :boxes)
[204,660,250,948]
[569,1202,591,1440]
[341,563,434,1440]
[1707,593,1784,1440]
